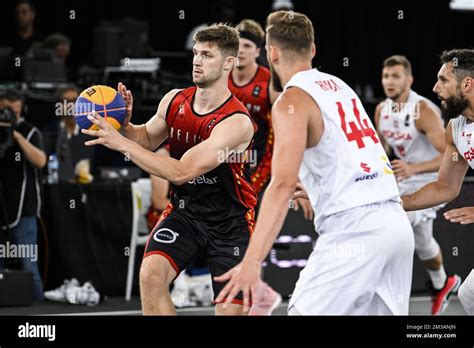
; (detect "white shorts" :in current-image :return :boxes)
[288,201,414,315]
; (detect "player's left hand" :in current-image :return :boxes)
[82,112,127,152]
[392,159,416,181]
[444,207,474,225]
[214,258,262,312]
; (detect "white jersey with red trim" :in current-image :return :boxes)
[284,69,400,232]
[452,115,474,169]
[378,90,441,188]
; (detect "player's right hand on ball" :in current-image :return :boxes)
[118,82,133,127]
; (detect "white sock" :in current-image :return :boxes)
[427,265,447,290]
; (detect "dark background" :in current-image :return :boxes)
[0,0,473,300]
[1,0,472,101]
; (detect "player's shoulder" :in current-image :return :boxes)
[157,88,185,117]
[376,95,391,111]
[274,86,318,115]
[445,119,456,145]
[375,101,386,114]
[215,111,255,134]
[162,88,185,103]
[448,115,466,131]
[417,98,438,113]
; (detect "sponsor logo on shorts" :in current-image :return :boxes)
[153,228,179,244]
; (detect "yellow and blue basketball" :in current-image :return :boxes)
[74,85,126,130]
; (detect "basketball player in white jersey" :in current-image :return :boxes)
[402,49,474,316]
[215,10,415,315]
[375,55,461,315]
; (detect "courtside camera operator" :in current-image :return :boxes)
[0,88,46,302]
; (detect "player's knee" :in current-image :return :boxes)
[139,255,175,292]
[415,239,440,264]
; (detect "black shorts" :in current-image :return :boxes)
[144,205,255,305]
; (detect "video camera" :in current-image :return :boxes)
[0,107,16,158]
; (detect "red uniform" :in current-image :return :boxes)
[144,86,259,304]
[229,65,273,193]
[164,86,258,221]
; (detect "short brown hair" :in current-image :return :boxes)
[193,23,240,57]
[236,19,265,43]
[266,10,314,54]
[383,55,412,76]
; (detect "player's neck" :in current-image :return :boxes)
[194,81,231,114]
[232,62,258,85]
[280,62,313,87]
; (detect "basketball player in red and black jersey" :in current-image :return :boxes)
[82,24,258,315]
[229,19,277,194]
[230,19,313,220]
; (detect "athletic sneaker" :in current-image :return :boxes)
[429,274,462,315]
[248,282,282,316]
[44,278,80,303]
[66,281,100,306]
[188,273,213,307]
[171,272,193,308]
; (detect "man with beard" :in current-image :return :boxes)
[215,10,414,315]
[374,55,461,315]
[81,24,258,315]
[402,49,474,315]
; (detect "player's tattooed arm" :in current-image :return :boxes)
[401,121,469,211]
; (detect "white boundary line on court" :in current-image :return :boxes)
[44,306,216,316]
[41,296,455,316]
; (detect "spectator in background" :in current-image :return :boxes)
[0,88,46,302]
[43,85,93,182]
[11,0,43,56]
[42,33,71,63]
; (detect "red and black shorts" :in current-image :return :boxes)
[144,204,255,305]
